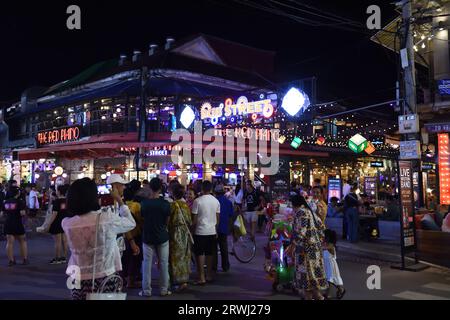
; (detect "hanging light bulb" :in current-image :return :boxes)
[413,45,418,51]
[421,42,426,49]
[420,34,425,40]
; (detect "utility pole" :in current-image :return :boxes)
[393,0,427,271]
[136,66,149,180]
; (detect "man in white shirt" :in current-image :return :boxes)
[191,180,220,285]
[342,180,352,199]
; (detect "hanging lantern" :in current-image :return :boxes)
[316,136,326,145]
[348,134,368,153]
[290,137,303,149]
[365,141,376,155]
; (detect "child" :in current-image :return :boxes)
[48,185,69,264]
[323,229,346,299]
[3,187,28,266]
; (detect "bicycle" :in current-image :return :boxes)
[229,217,257,263]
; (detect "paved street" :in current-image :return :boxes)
[1,232,449,300]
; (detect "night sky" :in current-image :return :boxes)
[0,0,398,105]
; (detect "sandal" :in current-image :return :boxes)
[337,288,346,300]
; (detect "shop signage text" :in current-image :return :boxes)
[425,122,450,133]
[399,140,420,160]
[399,161,416,249]
[370,161,384,168]
[438,134,450,205]
[201,96,274,123]
[214,127,280,142]
[36,126,81,147]
[147,150,168,156]
[327,178,341,203]
[437,79,450,96]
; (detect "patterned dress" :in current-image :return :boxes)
[293,206,328,291]
[169,200,192,285]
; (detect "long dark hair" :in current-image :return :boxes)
[290,194,312,212]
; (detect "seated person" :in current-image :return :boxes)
[443,212,450,233]
[382,195,400,221]
[359,193,372,215]
[327,197,341,218]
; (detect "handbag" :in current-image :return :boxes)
[175,202,194,245]
[86,211,127,300]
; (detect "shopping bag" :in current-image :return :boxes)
[234,215,247,236]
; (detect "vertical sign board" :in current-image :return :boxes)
[438,133,450,204]
[399,161,416,250]
[364,176,377,200]
[327,178,341,203]
[270,157,290,198]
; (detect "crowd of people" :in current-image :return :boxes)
[1,175,348,300]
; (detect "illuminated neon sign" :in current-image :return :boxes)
[200,96,274,123]
[36,126,81,147]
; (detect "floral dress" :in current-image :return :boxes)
[292,205,328,291]
[169,200,192,285]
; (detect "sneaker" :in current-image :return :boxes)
[58,257,67,264]
[8,260,16,267]
[49,258,59,265]
[139,291,152,298]
[161,290,172,297]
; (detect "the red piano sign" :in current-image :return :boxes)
[36,126,81,147]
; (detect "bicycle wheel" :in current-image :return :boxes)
[232,235,256,263]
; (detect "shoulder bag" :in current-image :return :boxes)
[86,211,127,300]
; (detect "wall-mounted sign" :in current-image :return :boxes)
[364,176,377,198]
[327,178,342,202]
[421,162,435,171]
[438,133,450,205]
[425,122,450,133]
[399,140,421,160]
[147,150,168,156]
[348,134,368,153]
[399,160,416,249]
[36,126,81,147]
[437,79,450,95]
[370,161,384,168]
[213,127,280,142]
[398,114,419,134]
[201,96,274,124]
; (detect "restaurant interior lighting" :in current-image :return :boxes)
[164,169,170,175]
[101,174,107,180]
[156,170,161,175]
[35,173,40,179]
[62,173,68,178]
[78,173,85,179]
[192,173,199,179]
[106,172,111,177]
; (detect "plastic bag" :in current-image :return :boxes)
[234,215,247,236]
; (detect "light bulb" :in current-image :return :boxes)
[35,173,40,179]
[421,42,426,49]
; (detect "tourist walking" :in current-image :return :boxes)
[192,180,220,285]
[288,194,328,300]
[62,178,136,300]
[140,178,172,297]
[169,183,193,292]
[343,184,360,243]
[48,184,69,264]
[3,187,28,266]
[213,184,234,272]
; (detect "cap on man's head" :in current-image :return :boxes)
[106,173,127,185]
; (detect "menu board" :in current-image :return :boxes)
[438,133,450,204]
[399,161,416,249]
[364,176,377,199]
[327,178,341,203]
